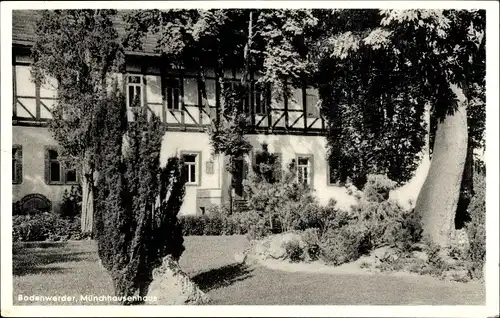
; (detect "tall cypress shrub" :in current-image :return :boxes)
[94,91,186,303]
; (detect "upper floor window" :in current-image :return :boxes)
[296,155,312,186]
[127,75,143,108]
[182,152,200,185]
[254,83,269,115]
[165,78,181,111]
[223,80,250,113]
[44,148,78,185]
[12,145,23,184]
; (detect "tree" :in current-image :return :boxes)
[94,93,186,302]
[123,9,319,210]
[123,9,486,247]
[32,9,124,235]
[316,9,485,246]
[32,10,188,302]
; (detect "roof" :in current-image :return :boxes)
[12,10,159,55]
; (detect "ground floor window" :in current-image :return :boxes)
[181,151,201,186]
[296,155,313,186]
[44,147,78,185]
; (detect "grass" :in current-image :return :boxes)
[13,236,485,305]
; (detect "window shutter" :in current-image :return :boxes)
[14,147,23,184]
[44,148,50,184]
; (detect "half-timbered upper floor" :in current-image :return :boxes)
[12,10,327,136]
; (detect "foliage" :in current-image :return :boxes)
[59,185,83,219]
[12,213,86,242]
[352,190,423,252]
[244,156,318,233]
[124,10,321,172]
[300,228,321,261]
[94,91,186,302]
[316,9,485,188]
[319,223,371,266]
[178,209,267,238]
[465,170,485,279]
[383,208,423,253]
[208,84,253,174]
[179,215,208,236]
[362,174,397,203]
[423,240,449,277]
[284,239,304,263]
[317,202,353,235]
[252,143,282,183]
[32,9,124,182]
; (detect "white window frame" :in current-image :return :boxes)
[126,74,144,109]
[181,151,201,186]
[296,155,311,186]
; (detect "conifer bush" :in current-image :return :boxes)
[94,94,186,302]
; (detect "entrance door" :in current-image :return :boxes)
[231,157,248,200]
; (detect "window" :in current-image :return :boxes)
[165,78,181,111]
[12,145,23,184]
[44,148,78,185]
[254,83,269,115]
[296,155,312,186]
[223,80,249,113]
[182,152,200,185]
[127,75,143,108]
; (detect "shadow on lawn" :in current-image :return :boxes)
[13,246,94,277]
[191,262,254,292]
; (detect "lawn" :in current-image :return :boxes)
[12,236,485,306]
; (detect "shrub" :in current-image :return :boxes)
[446,229,469,261]
[319,223,371,266]
[12,213,84,242]
[284,239,304,263]
[94,99,186,301]
[319,205,352,234]
[353,186,422,252]
[59,185,82,218]
[424,240,449,277]
[177,209,271,237]
[204,214,224,236]
[244,156,317,234]
[246,214,270,240]
[179,215,208,236]
[465,170,486,279]
[383,208,423,253]
[301,228,321,261]
[362,174,397,203]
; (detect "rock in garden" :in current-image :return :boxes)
[269,232,305,260]
[145,255,210,305]
[234,251,247,264]
[372,246,397,262]
[412,250,429,262]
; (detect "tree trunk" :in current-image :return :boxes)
[414,84,469,247]
[81,159,94,235]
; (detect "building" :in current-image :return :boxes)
[11,10,429,215]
